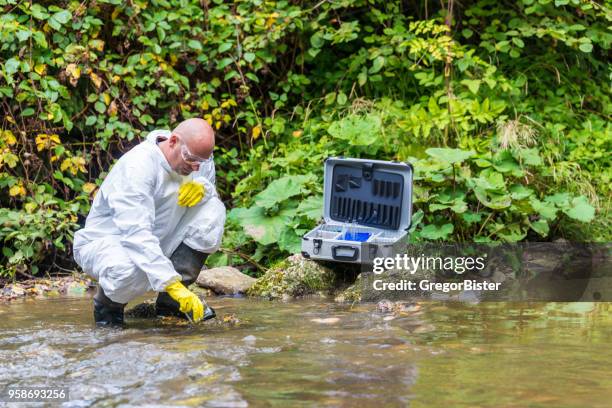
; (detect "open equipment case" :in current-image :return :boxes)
[301,157,413,264]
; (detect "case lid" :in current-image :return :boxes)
[323,157,413,231]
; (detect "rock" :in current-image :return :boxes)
[125,300,157,318]
[311,317,340,324]
[196,266,256,295]
[242,335,257,343]
[335,273,365,303]
[247,254,336,299]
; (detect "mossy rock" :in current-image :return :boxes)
[334,273,365,303]
[247,254,336,299]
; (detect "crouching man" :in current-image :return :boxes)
[73,118,226,326]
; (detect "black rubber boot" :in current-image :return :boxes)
[93,286,126,327]
[156,242,208,318]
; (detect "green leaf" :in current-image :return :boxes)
[5,58,20,75]
[254,175,312,209]
[30,4,49,20]
[218,42,233,53]
[224,71,238,81]
[461,79,481,94]
[462,212,482,225]
[512,37,525,48]
[337,92,347,105]
[509,184,534,200]
[49,10,72,30]
[369,56,385,74]
[297,195,323,220]
[530,198,558,220]
[420,223,454,240]
[85,115,97,126]
[22,107,35,116]
[530,219,549,236]
[243,52,256,63]
[578,42,593,53]
[94,101,106,113]
[426,148,475,164]
[188,40,203,51]
[278,227,302,253]
[462,29,473,39]
[245,72,259,83]
[229,203,297,245]
[324,92,336,105]
[474,187,511,209]
[52,10,72,24]
[563,196,595,222]
[514,148,543,167]
[545,192,570,207]
[327,113,382,146]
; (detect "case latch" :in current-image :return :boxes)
[313,239,322,255]
[362,163,374,181]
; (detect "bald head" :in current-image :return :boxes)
[172,118,215,158]
[159,118,215,176]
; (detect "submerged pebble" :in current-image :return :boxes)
[311,317,340,324]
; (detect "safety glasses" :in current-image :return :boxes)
[179,140,213,165]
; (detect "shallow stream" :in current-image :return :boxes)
[0,297,610,407]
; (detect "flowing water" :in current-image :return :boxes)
[0,296,610,407]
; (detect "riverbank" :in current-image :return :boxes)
[0,275,92,303]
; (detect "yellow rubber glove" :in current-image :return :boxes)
[178,181,206,207]
[164,281,204,322]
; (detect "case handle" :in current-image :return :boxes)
[332,245,359,261]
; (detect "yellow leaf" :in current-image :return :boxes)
[34,64,47,76]
[60,158,71,172]
[102,93,111,106]
[90,39,105,51]
[108,101,118,116]
[90,72,102,89]
[2,130,17,146]
[82,182,97,193]
[265,17,277,29]
[24,202,37,213]
[111,7,121,20]
[1,150,18,168]
[292,130,303,138]
[74,156,86,173]
[66,63,81,80]
[200,100,209,111]
[51,155,59,163]
[5,115,15,124]
[111,75,121,83]
[35,133,60,151]
[215,121,221,130]
[9,183,26,197]
[252,125,262,140]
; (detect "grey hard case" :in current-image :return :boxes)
[301,157,413,264]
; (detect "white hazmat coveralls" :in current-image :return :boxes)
[73,130,226,304]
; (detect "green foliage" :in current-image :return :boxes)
[409,147,596,242]
[1,0,609,277]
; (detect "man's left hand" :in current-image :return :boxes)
[178,181,206,207]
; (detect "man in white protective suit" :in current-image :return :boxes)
[73,118,226,326]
